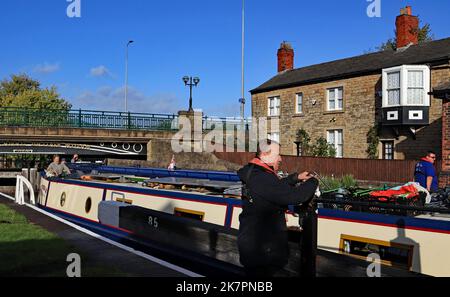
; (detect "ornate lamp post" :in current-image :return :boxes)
[294,141,302,157]
[182,76,200,112]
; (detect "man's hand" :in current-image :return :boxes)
[298,171,313,181]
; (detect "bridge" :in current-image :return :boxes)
[0,107,250,160]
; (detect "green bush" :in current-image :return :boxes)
[340,174,358,189]
[311,137,336,157]
[319,174,358,191]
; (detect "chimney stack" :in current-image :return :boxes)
[396,6,419,49]
[277,41,294,73]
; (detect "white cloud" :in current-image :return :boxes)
[33,62,60,74]
[90,65,112,78]
[75,86,182,114]
[204,102,241,118]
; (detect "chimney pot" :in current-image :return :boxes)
[400,6,412,15]
[406,6,412,15]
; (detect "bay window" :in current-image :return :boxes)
[382,65,430,107]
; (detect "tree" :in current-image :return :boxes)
[376,18,434,51]
[0,74,71,110]
[295,128,311,156]
[366,125,380,159]
[311,137,336,158]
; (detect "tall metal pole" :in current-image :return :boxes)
[239,0,245,121]
[125,40,134,112]
[125,44,129,112]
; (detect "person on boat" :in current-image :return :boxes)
[414,151,438,193]
[47,155,71,177]
[168,155,177,171]
[237,139,319,277]
[71,154,80,163]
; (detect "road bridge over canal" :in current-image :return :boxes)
[0,107,249,160]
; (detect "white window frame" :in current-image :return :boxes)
[327,87,344,111]
[267,132,280,143]
[268,96,280,117]
[327,129,343,158]
[295,93,303,114]
[382,140,395,160]
[382,65,430,107]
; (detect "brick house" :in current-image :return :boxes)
[430,82,450,186]
[250,7,450,161]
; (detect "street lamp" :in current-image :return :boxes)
[124,40,134,112]
[182,76,200,112]
[239,0,246,121]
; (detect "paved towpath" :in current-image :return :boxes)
[0,196,193,277]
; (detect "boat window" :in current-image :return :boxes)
[60,192,66,207]
[85,197,92,213]
[340,234,414,270]
[174,208,205,221]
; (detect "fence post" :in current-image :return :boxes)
[127,112,131,129]
[78,109,82,128]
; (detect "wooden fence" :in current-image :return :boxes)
[214,152,442,184]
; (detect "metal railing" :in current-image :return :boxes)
[0,107,253,132]
[0,107,179,131]
[202,116,252,131]
[316,198,450,215]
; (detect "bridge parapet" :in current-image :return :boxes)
[0,107,179,131]
[0,107,252,132]
[0,108,252,159]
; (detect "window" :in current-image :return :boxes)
[387,71,401,106]
[407,70,424,105]
[296,93,303,114]
[267,132,280,143]
[340,234,414,270]
[382,141,394,160]
[327,129,343,158]
[174,208,205,221]
[327,87,343,111]
[382,65,430,107]
[268,96,280,116]
[85,197,92,213]
[60,192,66,207]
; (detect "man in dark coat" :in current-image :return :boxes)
[237,139,318,277]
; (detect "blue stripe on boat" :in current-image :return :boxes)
[318,208,450,233]
[53,178,243,207]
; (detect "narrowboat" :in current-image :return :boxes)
[36,165,450,277]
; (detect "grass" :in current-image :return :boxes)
[0,203,129,277]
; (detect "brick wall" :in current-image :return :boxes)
[277,42,294,72]
[396,9,419,48]
[440,99,450,187]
